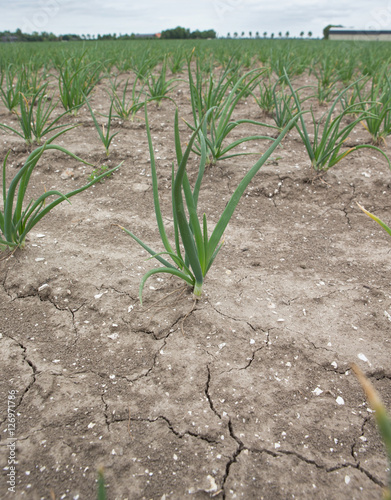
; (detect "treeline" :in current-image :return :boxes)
[0,29,154,42]
[0,27,216,43]
[160,26,216,39]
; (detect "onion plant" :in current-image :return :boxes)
[0,83,73,145]
[230,70,259,98]
[339,78,368,113]
[107,76,147,121]
[169,48,186,74]
[21,60,47,96]
[352,363,391,500]
[0,64,27,113]
[146,57,180,105]
[285,73,391,173]
[131,50,158,80]
[187,69,278,165]
[354,72,391,145]
[310,55,337,105]
[0,134,121,250]
[253,79,275,116]
[84,94,119,156]
[118,106,300,302]
[187,54,237,124]
[270,49,305,77]
[58,51,102,114]
[271,78,300,132]
[335,54,357,86]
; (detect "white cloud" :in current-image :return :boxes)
[1,0,391,37]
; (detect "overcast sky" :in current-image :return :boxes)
[1,0,391,38]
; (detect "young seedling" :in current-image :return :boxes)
[118,105,301,303]
[0,133,122,251]
[58,51,102,114]
[108,76,147,121]
[0,64,27,113]
[84,94,119,156]
[146,57,181,106]
[187,68,279,165]
[187,53,237,124]
[253,79,275,116]
[271,77,302,132]
[355,71,391,145]
[285,72,391,174]
[0,83,74,145]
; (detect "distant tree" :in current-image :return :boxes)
[241,31,245,37]
[234,32,238,38]
[300,31,304,38]
[271,33,274,39]
[323,24,342,39]
[278,31,282,38]
[161,26,190,39]
[285,31,289,38]
[227,32,230,38]
[249,31,252,38]
[255,31,259,38]
[263,31,267,38]
[308,31,312,38]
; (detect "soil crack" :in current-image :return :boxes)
[205,366,221,419]
[3,336,38,417]
[101,394,110,431]
[221,419,244,499]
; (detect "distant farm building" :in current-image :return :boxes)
[133,33,161,39]
[329,29,391,41]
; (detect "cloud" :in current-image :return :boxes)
[1,0,391,36]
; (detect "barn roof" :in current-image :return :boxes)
[329,29,391,35]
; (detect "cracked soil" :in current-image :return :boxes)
[1,72,391,499]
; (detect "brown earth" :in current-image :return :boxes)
[1,71,391,500]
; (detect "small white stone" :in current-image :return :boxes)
[345,475,351,484]
[336,396,345,405]
[384,310,391,322]
[358,353,368,363]
[313,387,323,396]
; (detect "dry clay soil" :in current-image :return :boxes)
[1,72,391,500]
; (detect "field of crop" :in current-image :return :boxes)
[1,39,391,499]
